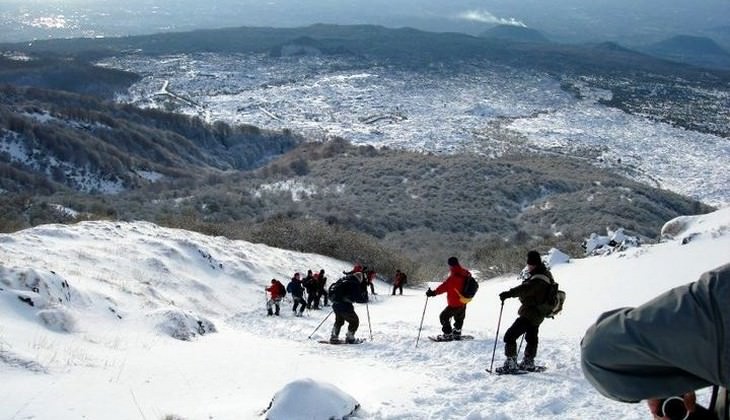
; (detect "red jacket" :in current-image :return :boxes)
[266,280,286,299]
[434,265,471,307]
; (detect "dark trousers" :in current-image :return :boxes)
[392,284,403,295]
[307,291,319,309]
[292,296,306,313]
[504,316,540,358]
[439,305,466,334]
[332,309,359,336]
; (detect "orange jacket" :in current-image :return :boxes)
[434,265,471,307]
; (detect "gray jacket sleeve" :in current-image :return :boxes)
[580,263,730,402]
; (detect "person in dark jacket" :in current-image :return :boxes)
[425,257,472,341]
[392,269,407,295]
[329,272,369,343]
[317,269,329,307]
[303,269,319,309]
[265,279,286,316]
[498,250,554,372]
[286,272,306,317]
[581,263,730,420]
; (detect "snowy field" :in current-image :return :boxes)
[1,207,729,419]
[100,53,730,206]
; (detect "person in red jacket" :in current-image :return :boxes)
[426,257,471,340]
[265,278,286,316]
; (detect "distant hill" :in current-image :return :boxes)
[0,85,301,194]
[643,35,730,70]
[3,24,728,83]
[479,25,550,44]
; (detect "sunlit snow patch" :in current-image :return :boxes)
[264,378,360,420]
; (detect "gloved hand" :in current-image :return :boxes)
[425,288,436,297]
[499,291,511,301]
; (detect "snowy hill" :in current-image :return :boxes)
[1,207,729,419]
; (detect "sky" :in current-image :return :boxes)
[1,0,729,46]
[1,204,729,419]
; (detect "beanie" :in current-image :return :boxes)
[526,250,542,266]
[447,257,459,267]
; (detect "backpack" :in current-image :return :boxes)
[533,274,566,318]
[458,275,479,304]
[278,282,286,298]
[328,275,353,303]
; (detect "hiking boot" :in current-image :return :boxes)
[345,332,357,344]
[452,329,462,340]
[519,357,535,371]
[436,333,453,341]
[330,335,340,344]
[267,309,273,316]
[501,356,519,373]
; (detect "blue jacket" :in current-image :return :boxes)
[287,279,304,297]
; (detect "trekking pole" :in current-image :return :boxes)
[307,310,334,339]
[517,334,524,356]
[415,296,429,348]
[488,301,505,374]
[366,301,373,341]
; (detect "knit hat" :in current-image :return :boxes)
[447,257,459,267]
[526,250,542,266]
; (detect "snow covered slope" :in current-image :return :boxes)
[1,207,729,419]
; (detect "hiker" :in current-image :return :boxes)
[287,272,306,317]
[265,278,286,316]
[392,269,407,295]
[329,271,369,343]
[581,263,730,420]
[317,269,329,307]
[425,256,472,341]
[497,250,554,372]
[304,269,319,309]
[366,269,377,295]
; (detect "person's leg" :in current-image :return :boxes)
[523,323,540,359]
[331,311,345,342]
[398,285,403,295]
[274,298,280,316]
[503,317,530,357]
[266,298,273,316]
[344,311,360,343]
[439,306,456,335]
[452,305,466,338]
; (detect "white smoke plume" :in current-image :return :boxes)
[456,10,527,27]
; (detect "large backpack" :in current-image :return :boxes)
[533,274,566,318]
[458,274,479,304]
[328,275,353,303]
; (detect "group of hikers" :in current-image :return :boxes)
[265,251,556,373]
[265,252,730,419]
[265,269,329,317]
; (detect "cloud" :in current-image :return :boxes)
[456,10,527,27]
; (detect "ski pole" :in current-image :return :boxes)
[488,301,505,374]
[366,301,373,341]
[415,296,429,348]
[307,310,334,339]
[517,333,524,356]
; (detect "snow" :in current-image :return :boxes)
[99,53,730,206]
[0,208,729,419]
